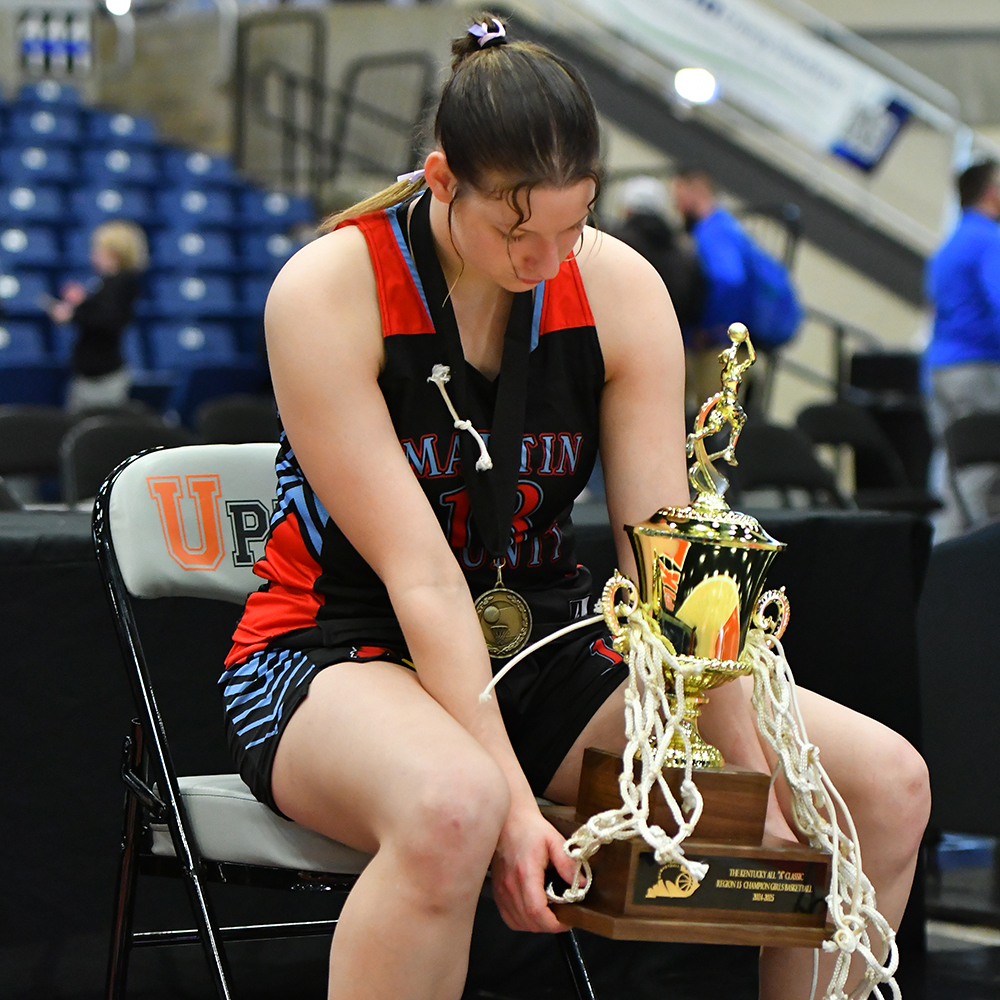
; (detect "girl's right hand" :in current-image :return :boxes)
[489,801,579,934]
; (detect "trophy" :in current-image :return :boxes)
[544,324,832,948]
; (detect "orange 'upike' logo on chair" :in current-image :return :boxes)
[148,475,225,570]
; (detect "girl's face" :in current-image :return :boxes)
[91,243,121,276]
[448,178,595,292]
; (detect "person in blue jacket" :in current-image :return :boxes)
[926,158,1000,531]
[672,165,799,410]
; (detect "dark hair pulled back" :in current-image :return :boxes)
[323,14,601,230]
[958,159,999,209]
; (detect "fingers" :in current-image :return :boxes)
[492,820,574,934]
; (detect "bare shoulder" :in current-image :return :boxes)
[573,226,680,377]
[266,226,376,333]
[264,225,386,441]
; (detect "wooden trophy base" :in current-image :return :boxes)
[541,748,832,947]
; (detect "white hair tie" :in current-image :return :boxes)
[467,18,506,49]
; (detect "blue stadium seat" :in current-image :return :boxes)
[0,184,64,224]
[63,228,96,269]
[0,320,47,365]
[162,149,235,186]
[71,186,153,226]
[81,147,161,187]
[0,145,77,184]
[85,110,157,146]
[239,232,296,272]
[0,270,51,316]
[148,274,236,316]
[150,230,236,271]
[16,81,82,106]
[240,274,273,316]
[155,187,235,227]
[0,365,65,406]
[147,321,238,369]
[167,362,264,426]
[9,107,82,144]
[239,189,314,228]
[0,226,60,269]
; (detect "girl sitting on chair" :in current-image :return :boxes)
[220,15,929,999]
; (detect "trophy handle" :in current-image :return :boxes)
[601,572,639,652]
[752,588,791,641]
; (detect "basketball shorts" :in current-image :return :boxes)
[219,619,628,817]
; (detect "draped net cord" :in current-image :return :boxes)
[480,574,900,1000]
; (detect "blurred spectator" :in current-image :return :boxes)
[45,220,148,413]
[611,175,705,330]
[926,158,1000,529]
[672,165,800,407]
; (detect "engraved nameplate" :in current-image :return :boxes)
[633,853,827,915]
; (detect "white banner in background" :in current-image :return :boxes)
[572,0,910,170]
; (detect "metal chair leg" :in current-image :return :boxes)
[177,857,236,1000]
[559,929,597,1000]
[106,724,144,1000]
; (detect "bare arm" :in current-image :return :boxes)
[265,228,574,931]
[575,229,690,574]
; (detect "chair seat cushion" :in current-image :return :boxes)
[150,773,371,875]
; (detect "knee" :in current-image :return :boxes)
[391,760,510,906]
[853,735,931,864]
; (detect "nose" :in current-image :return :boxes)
[522,239,562,281]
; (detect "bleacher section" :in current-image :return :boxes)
[0,80,314,418]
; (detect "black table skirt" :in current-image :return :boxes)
[0,507,930,996]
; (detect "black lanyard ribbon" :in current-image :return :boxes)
[407,190,534,559]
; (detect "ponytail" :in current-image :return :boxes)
[319,173,426,233]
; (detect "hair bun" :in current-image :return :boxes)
[451,14,508,69]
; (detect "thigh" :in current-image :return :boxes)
[764,685,926,834]
[270,659,506,854]
[543,679,626,804]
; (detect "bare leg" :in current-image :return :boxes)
[544,680,627,804]
[270,660,512,1000]
[703,678,930,999]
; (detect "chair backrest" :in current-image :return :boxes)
[796,402,910,489]
[0,403,72,476]
[196,393,279,444]
[730,422,849,507]
[60,415,196,503]
[98,442,278,603]
[945,412,1000,469]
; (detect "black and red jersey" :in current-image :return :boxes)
[227,200,605,667]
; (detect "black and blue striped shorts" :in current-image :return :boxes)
[219,621,628,817]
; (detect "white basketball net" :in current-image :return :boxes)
[541,581,900,1000]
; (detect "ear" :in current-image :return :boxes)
[424,150,459,204]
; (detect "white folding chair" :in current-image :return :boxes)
[94,442,596,1000]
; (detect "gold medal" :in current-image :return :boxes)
[475,561,532,658]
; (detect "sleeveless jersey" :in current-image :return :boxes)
[227,200,605,668]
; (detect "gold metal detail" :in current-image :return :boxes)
[646,862,702,899]
[615,323,791,769]
[601,572,639,655]
[475,561,532,658]
[753,588,791,641]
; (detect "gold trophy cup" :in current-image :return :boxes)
[545,324,832,947]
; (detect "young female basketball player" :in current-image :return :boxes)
[220,16,929,999]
